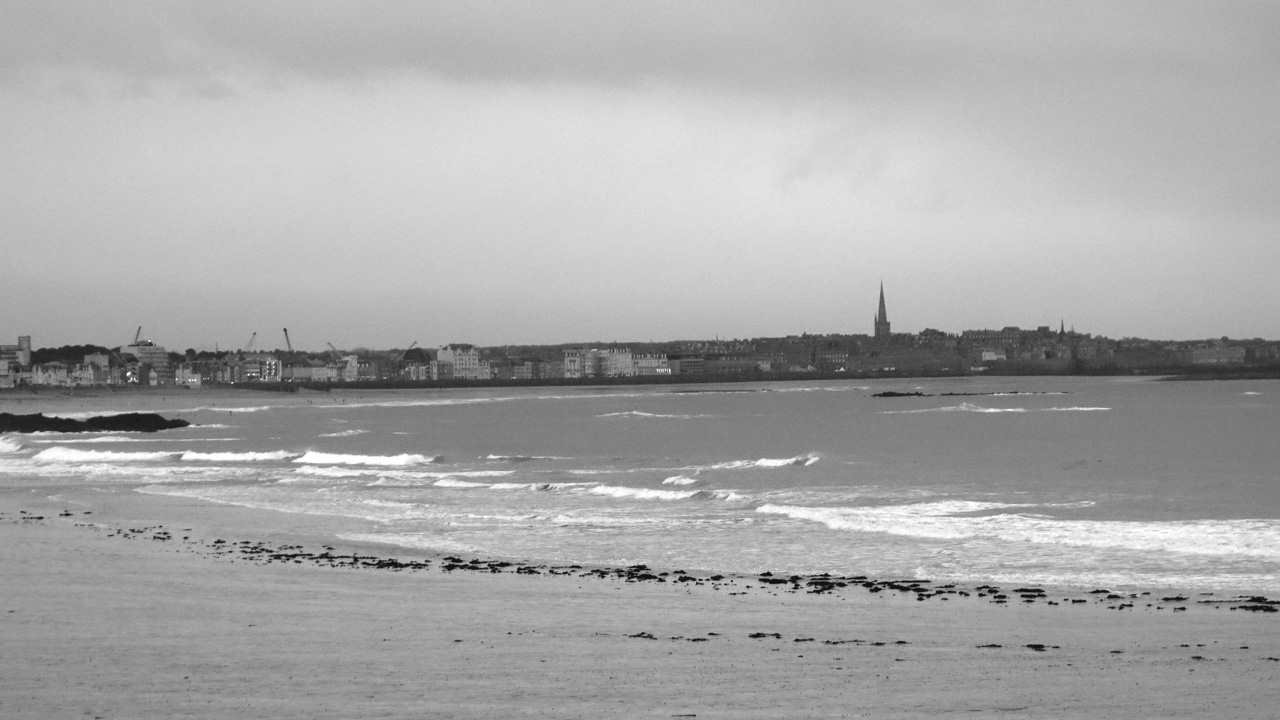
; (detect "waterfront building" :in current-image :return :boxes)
[124,341,174,386]
[633,353,670,375]
[0,335,32,369]
[603,348,635,377]
[438,344,483,380]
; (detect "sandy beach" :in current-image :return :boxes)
[3,482,1278,720]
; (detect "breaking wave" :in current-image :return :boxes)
[33,447,179,463]
[291,465,372,478]
[884,404,1111,415]
[432,478,490,488]
[883,403,1027,415]
[757,501,1280,559]
[292,451,441,467]
[589,484,744,502]
[0,436,24,454]
[318,429,369,438]
[662,475,699,486]
[699,454,819,470]
[597,411,712,419]
[179,450,299,462]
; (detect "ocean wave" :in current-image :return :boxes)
[33,447,180,463]
[179,450,299,462]
[884,403,1111,415]
[662,475,699,486]
[589,484,744,502]
[699,454,819,470]
[292,465,373,478]
[185,405,276,414]
[318,429,369,438]
[757,501,1280,559]
[365,471,518,487]
[597,411,712,419]
[292,451,441,467]
[432,478,490,488]
[337,532,482,554]
[590,485,702,501]
[484,454,566,462]
[883,403,1027,415]
[0,436,23,454]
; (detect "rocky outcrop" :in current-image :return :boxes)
[0,412,190,434]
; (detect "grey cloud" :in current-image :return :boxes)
[5,2,1277,94]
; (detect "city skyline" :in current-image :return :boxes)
[3,3,1278,350]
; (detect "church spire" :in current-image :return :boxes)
[874,283,891,340]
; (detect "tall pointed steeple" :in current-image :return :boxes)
[874,283,891,341]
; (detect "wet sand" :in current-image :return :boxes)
[3,486,1278,719]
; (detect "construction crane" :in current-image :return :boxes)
[326,342,343,362]
[133,326,142,345]
[245,332,257,354]
[283,328,293,354]
[396,341,419,363]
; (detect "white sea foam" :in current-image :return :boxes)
[699,454,819,470]
[588,484,744,502]
[137,485,432,523]
[337,532,482,554]
[883,403,1028,415]
[590,485,702,501]
[365,471,517,487]
[757,501,1280,559]
[33,447,180,463]
[433,478,490,488]
[292,465,373,478]
[597,411,711,419]
[884,403,1110,415]
[318,429,369,438]
[292,451,440,467]
[662,475,700,486]
[0,436,23,454]
[487,482,540,490]
[484,454,566,462]
[179,450,299,462]
[186,405,276,414]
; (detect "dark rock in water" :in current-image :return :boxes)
[0,412,190,434]
[871,391,930,398]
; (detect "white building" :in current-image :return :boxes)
[438,344,483,380]
[634,353,670,375]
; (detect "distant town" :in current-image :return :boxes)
[3,287,1278,389]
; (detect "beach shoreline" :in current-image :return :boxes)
[4,482,1279,719]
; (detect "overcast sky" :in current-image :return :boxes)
[2,1,1277,351]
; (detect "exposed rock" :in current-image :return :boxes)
[0,411,190,433]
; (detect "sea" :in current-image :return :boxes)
[3,376,1279,594]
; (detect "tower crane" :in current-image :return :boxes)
[396,341,419,363]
